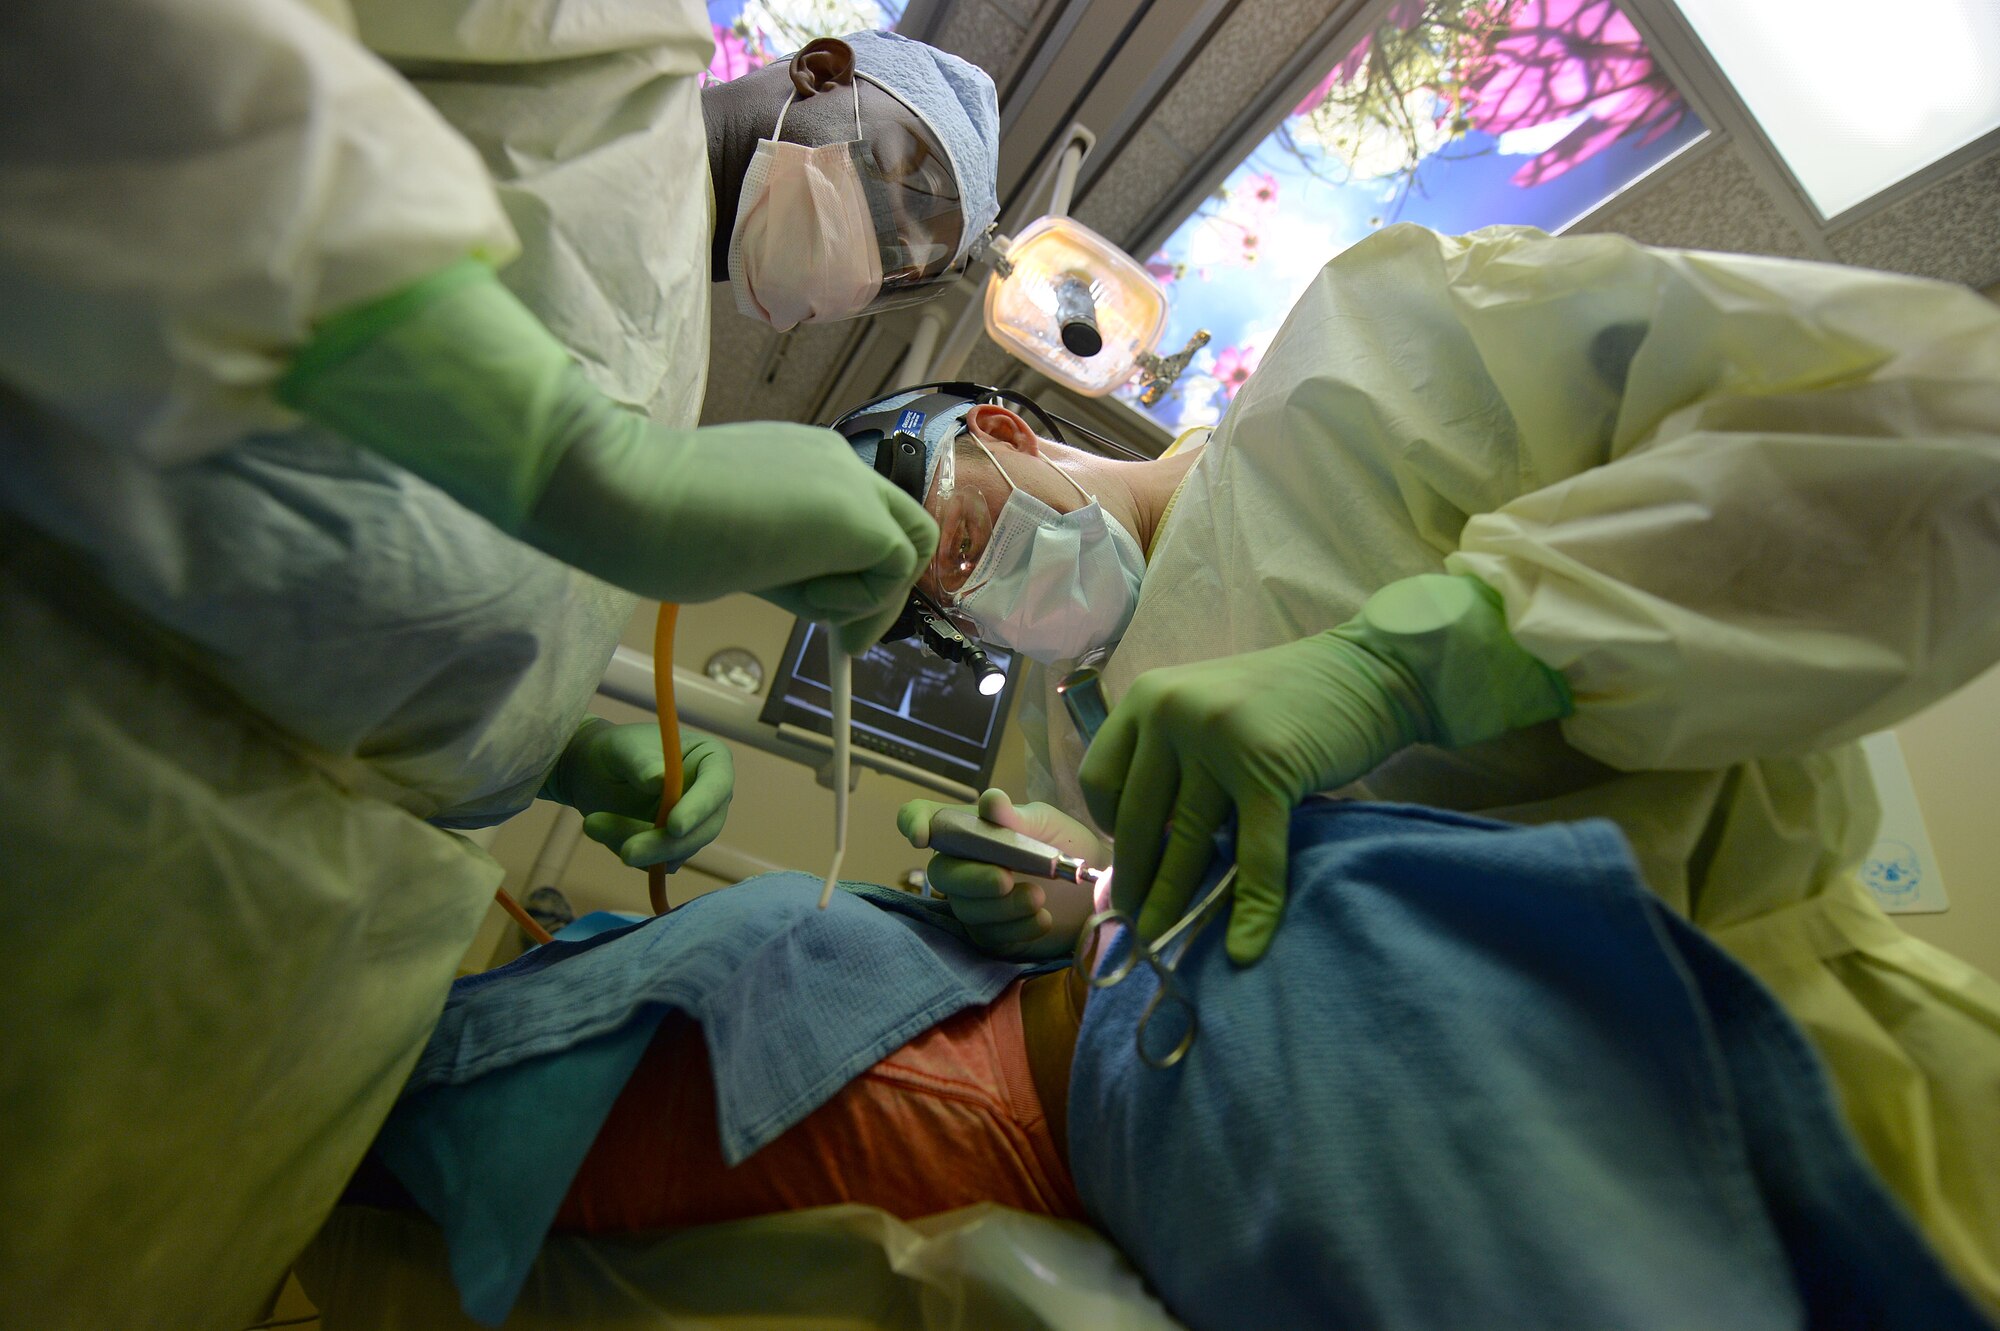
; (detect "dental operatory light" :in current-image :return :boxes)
[981,216,1166,396]
[961,124,1209,404]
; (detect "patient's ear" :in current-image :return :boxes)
[790,38,856,97]
[964,405,1042,456]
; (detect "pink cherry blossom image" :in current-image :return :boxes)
[1212,341,1265,401]
[1240,171,1282,222]
[1186,174,1279,273]
[1290,0,1431,116]
[709,24,761,83]
[1292,55,1357,119]
[1459,0,1687,185]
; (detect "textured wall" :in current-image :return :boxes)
[1828,150,2000,290]
[1577,138,2000,289]
[1894,661,2000,982]
[1575,142,1819,260]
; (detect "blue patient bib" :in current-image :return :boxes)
[374,875,1034,1325]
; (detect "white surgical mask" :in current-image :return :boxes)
[727,82,884,331]
[951,440,1147,665]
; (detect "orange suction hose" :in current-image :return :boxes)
[495,886,555,946]
[647,602,684,915]
[496,601,682,945]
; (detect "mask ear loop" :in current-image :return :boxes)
[972,430,1095,509]
[1050,462,1095,507]
[965,434,1017,500]
[771,78,859,142]
[943,432,1010,605]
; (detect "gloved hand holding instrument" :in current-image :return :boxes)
[1079,574,1572,965]
[536,709,733,877]
[898,789,1110,961]
[896,669,1115,958]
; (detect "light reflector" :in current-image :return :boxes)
[1672,0,2000,216]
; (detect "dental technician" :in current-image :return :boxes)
[0,2,998,1325]
[865,225,2000,1310]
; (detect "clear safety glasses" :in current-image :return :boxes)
[852,77,965,315]
[924,434,995,621]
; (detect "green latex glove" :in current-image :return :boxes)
[896,788,1108,961]
[277,261,937,655]
[1079,574,1572,965]
[540,718,734,871]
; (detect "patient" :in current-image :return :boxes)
[546,793,1099,1236]
[343,795,1990,1331]
[546,953,1087,1234]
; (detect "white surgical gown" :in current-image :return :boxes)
[0,0,712,1325]
[1029,224,2000,1310]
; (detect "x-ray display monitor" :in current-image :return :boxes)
[759,621,1021,792]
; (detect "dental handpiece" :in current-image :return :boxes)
[926,808,1109,890]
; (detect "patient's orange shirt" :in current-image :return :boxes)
[552,978,1082,1233]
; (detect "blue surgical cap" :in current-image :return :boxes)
[843,30,1001,271]
[845,389,977,502]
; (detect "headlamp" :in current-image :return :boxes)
[907,587,1006,695]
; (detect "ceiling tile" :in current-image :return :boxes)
[1572,142,1816,260]
[934,0,1031,89]
[1829,149,2000,290]
[699,309,857,425]
[1151,0,1345,159]
[1075,123,1194,247]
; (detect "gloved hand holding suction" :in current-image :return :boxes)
[540,718,734,872]
[279,261,937,655]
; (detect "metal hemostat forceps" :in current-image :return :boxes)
[1060,663,1235,1070]
[1074,865,1236,1070]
